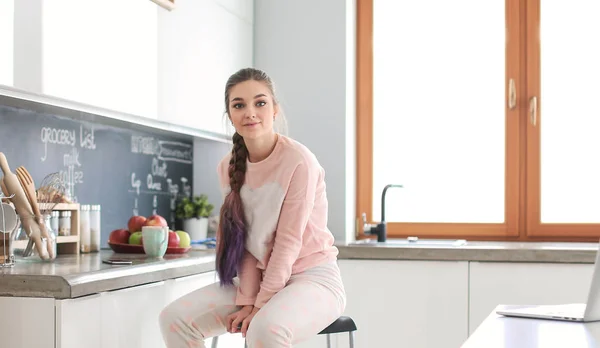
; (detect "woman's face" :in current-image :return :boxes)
[228,80,278,140]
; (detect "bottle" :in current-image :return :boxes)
[50,211,59,236]
[80,205,90,253]
[90,205,101,252]
[58,211,71,236]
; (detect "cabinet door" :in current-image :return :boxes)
[157,0,252,135]
[166,271,246,347]
[101,281,169,348]
[338,259,469,348]
[0,297,54,348]
[56,294,103,348]
[0,0,14,87]
[166,271,217,303]
[469,262,594,334]
[41,1,158,118]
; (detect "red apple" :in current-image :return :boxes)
[128,215,147,233]
[168,230,180,248]
[145,214,168,228]
[109,228,130,244]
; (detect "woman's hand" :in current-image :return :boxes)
[226,305,254,335]
[239,306,260,337]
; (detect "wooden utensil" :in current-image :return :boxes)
[16,166,54,259]
[0,153,47,259]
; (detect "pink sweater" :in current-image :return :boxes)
[216,135,339,308]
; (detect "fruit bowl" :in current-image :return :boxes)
[107,242,191,254]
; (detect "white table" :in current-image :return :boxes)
[462,305,600,347]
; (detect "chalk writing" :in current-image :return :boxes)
[152,158,168,178]
[133,198,139,216]
[131,135,158,155]
[158,141,193,164]
[167,178,179,210]
[180,177,192,198]
[131,173,141,195]
[40,127,76,162]
[79,124,96,150]
[147,173,162,191]
[152,195,158,216]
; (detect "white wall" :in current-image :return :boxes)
[158,0,253,136]
[193,137,230,212]
[253,0,356,242]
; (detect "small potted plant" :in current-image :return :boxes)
[175,194,214,241]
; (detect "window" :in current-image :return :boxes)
[357,0,600,241]
[0,0,14,86]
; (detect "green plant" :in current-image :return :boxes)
[175,194,214,219]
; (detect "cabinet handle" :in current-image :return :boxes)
[529,96,537,126]
[508,78,517,110]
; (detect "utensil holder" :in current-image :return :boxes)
[12,214,57,261]
[0,198,19,268]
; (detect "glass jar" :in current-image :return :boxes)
[50,211,60,236]
[58,211,71,236]
[12,214,56,261]
[80,205,91,253]
[0,202,19,267]
[90,205,101,252]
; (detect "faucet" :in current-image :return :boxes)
[362,184,403,242]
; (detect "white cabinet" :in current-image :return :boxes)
[41,0,158,119]
[157,0,253,136]
[166,272,247,347]
[9,0,157,118]
[0,0,14,87]
[56,294,103,348]
[100,281,169,348]
[338,259,469,348]
[166,271,218,303]
[469,262,594,334]
[0,297,55,348]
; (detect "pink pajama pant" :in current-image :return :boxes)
[159,261,346,348]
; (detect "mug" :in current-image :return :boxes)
[141,226,169,257]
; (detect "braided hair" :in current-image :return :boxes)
[216,68,277,286]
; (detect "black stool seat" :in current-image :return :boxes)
[318,316,357,335]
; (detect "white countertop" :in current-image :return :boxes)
[462,305,600,347]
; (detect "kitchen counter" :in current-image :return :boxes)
[336,240,600,264]
[462,305,600,347]
[0,249,216,299]
[2,240,597,299]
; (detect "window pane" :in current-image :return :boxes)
[372,0,505,223]
[42,0,157,118]
[540,1,600,223]
[0,0,14,86]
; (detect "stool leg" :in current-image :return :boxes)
[210,336,219,348]
[326,333,331,348]
[349,331,355,348]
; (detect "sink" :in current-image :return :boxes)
[349,238,467,247]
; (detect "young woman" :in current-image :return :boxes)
[159,67,346,348]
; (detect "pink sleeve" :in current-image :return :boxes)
[235,251,261,306]
[254,162,318,308]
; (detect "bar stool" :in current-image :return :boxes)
[211,316,357,348]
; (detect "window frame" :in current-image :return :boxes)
[356,0,599,242]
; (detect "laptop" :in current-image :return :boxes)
[496,242,600,322]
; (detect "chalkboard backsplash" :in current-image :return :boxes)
[0,103,193,248]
